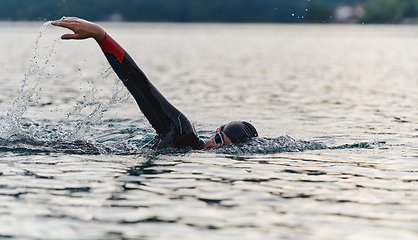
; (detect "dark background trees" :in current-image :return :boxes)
[0,0,416,23]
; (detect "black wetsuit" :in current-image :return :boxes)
[99,34,205,150]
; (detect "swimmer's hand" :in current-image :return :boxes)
[51,17,106,42]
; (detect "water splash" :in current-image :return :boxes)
[0,21,59,138]
[0,129,383,156]
[214,135,380,155]
[215,135,327,155]
[0,133,100,155]
[0,21,132,150]
[60,67,131,140]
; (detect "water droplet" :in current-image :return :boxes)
[292,14,295,17]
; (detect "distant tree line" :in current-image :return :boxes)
[307,0,418,23]
[0,0,309,22]
[362,0,418,23]
[0,0,417,23]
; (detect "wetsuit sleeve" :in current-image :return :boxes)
[98,34,204,149]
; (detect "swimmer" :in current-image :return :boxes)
[51,17,257,150]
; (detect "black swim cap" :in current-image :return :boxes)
[220,121,258,144]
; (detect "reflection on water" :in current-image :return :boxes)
[1,152,417,239]
[0,22,417,239]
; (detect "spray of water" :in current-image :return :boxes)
[0,21,131,146]
[62,67,131,140]
[0,21,58,138]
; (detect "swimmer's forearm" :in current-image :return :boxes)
[98,34,126,64]
[97,34,179,135]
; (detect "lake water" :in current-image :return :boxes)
[0,22,417,239]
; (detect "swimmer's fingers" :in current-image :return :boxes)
[60,33,86,40]
[51,17,105,42]
[51,17,81,32]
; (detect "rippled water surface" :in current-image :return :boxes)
[0,22,418,239]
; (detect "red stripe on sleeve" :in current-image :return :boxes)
[98,34,125,63]
[173,130,193,148]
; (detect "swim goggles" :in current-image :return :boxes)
[213,128,225,147]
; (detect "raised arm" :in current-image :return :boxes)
[52,18,204,149]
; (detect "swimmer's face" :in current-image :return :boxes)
[203,130,232,149]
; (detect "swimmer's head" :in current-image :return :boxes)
[203,121,258,149]
[220,121,258,143]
